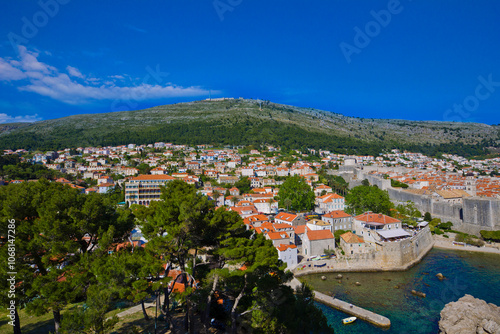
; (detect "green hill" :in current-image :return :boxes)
[1,99,499,157]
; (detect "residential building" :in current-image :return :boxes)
[242,214,270,229]
[315,193,345,214]
[125,174,175,206]
[340,232,370,255]
[306,219,331,231]
[274,212,299,225]
[98,183,115,194]
[253,198,277,214]
[322,210,352,232]
[276,244,298,269]
[302,229,335,256]
[266,231,290,247]
[229,205,258,218]
[294,225,307,246]
[218,175,239,185]
[314,184,332,196]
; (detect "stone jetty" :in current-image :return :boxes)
[313,290,391,328]
[287,278,391,328]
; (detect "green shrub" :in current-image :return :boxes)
[437,221,453,230]
[391,179,409,188]
[468,238,485,247]
[455,233,466,243]
[443,234,449,238]
[324,249,335,256]
[455,233,484,247]
[480,230,500,242]
[430,218,442,227]
[434,228,444,235]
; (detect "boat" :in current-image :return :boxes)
[342,316,357,324]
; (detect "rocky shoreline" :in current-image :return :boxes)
[439,295,500,334]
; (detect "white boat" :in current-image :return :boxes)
[342,316,357,325]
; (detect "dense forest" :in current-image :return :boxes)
[0,117,494,158]
[0,155,64,181]
[0,180,334,334]
[0,99,498,158]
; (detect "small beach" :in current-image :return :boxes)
[433,234,500,255]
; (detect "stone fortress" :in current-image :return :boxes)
[336,162,500,236]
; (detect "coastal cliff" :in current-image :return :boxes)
[439,294,500,334]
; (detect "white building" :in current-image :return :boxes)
[277,244,298,269]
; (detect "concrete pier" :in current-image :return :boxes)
[287,278,391,328]
[313,290,391,328]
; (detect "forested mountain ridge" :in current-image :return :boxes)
[1,99,499,157]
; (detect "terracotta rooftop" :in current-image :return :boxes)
[267,231,290,240]
[130,174,175,181]
[307,229,334,241]
[294,225,308,234]
[276,244,297,251]
[340,232,364,244]
[275,212,298,222]
[355,212,400,225]
[323,210,351,219]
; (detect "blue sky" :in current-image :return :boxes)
[1,0,500,124]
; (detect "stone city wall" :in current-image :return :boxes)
[351,169,500,235]
[294,228,434,275]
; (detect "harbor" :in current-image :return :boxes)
[300,248,500,333]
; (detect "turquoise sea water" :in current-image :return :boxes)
[300,248,500,334]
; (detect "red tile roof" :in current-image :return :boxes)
[323,210,351,219]
[273,223,294,230]
[275,212,298,222]
[307,229,334,241]
[130,174,175,181]
[355,212,400,225]
[318,193,344,200]
[267,231,290,240]
[340,232,364,244]
[294,225,308,234]
[276,244,297,251]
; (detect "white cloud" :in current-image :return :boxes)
[0,46,213,104]
[0,58,27,81]
[125,24,148,33]
[0,113,42,124]
[67,65,85,79]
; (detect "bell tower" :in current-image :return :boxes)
[465,175,476,196]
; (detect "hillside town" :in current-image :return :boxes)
[5,142,500,270]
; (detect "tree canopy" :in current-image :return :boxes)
[1,178,334,333]
[0,179,134,333]
[345,183,394,215]
[277,175,315,212]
